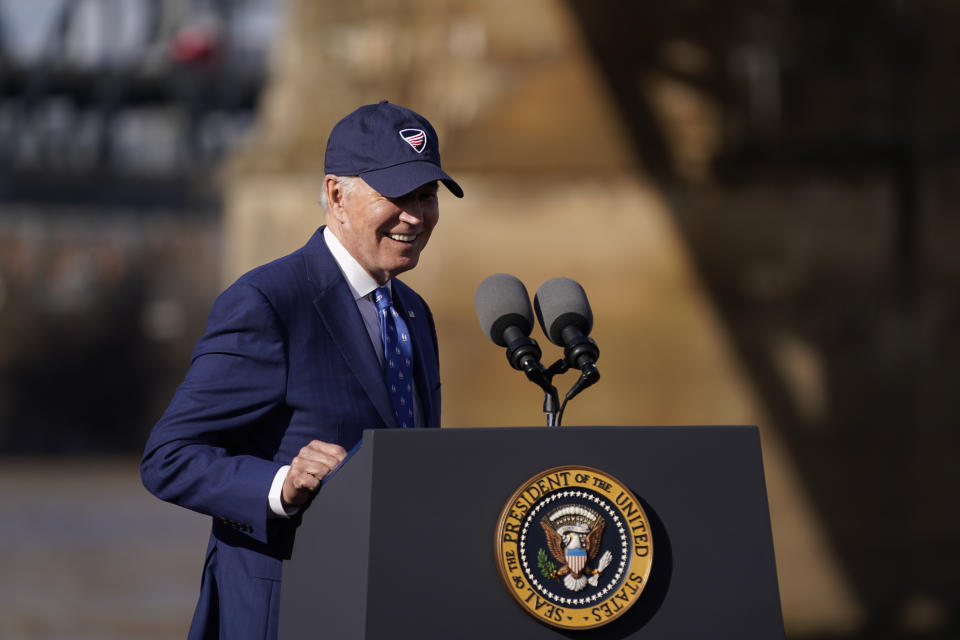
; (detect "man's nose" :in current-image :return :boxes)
[398,204,423,225]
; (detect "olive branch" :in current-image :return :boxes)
[537,548,557,578]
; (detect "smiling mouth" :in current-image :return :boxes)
[386,233,417,243]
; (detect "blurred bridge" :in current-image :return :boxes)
[0,0,277,206]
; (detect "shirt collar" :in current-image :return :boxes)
[323,227,389,300]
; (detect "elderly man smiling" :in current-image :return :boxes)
[141,101,462,640]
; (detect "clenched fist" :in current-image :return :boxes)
[281,440,348,508]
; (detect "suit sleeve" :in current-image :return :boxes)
[141,282,288,545]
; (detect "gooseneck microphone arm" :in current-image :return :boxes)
[501,324,561,422]
[503,327,560,427]
[501,325,539,370]
[560,324,600,373]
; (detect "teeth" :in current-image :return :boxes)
[387,233,416,242]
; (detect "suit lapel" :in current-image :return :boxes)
[302,229,397,428]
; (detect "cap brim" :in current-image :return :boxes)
[360,161,464,199]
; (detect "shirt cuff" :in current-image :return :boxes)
[268,465,300,517]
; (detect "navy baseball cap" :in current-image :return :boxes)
[324,100,463,198]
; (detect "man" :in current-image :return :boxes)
[141,101,463,640]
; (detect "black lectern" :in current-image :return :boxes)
[279,426,784,639]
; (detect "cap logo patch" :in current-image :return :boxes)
[399,129,427,153]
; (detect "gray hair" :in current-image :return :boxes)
[320,175,362,212]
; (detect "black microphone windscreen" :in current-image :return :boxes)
[534,277,593,345]
[475,274,534,347]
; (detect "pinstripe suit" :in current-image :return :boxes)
[141,227,441,639]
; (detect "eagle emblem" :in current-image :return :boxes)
[539,505,614,592]
[496,466,653,629]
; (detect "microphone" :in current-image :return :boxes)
[533,277,600,373]
[475,273,543,371]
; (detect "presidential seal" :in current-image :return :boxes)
[494,466,653,630]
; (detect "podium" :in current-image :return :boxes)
[279,426,784,638]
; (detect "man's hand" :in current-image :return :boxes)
[282,440,348,508]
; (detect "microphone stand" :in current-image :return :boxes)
[503,329,561,426]
[542,360,567,427]
[532,358,594,427]
[538,350,601,427]
[502,327,601,427]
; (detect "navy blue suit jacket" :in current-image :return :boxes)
[141,227,441,639]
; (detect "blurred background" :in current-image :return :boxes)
[1,0,958,638]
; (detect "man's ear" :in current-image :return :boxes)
[323,175,346,222]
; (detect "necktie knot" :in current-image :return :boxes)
[374,285,392,313]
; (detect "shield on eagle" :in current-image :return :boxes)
[566,547,587,574]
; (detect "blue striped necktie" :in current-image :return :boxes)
[374,285,415,428]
